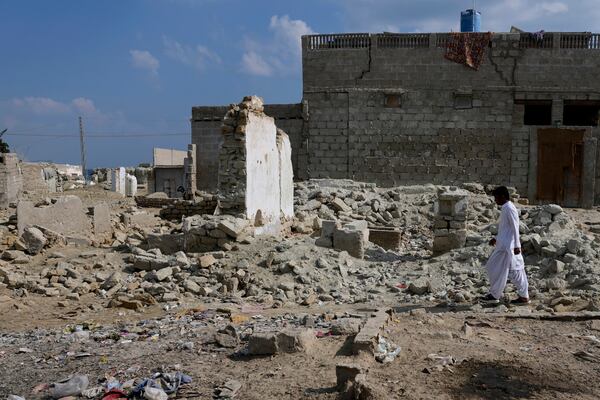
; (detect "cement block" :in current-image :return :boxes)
[333,228,367,259]
[276,329,315,353]
[247,332,278,355]
[368,228,402,251]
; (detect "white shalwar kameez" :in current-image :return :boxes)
[486,201,529,299]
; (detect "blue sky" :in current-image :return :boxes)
[2,0,599,168]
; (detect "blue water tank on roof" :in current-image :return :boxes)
[461,9,481,32]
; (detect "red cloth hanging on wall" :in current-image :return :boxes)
[445,32,493,70]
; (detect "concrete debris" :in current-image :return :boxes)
[21,226,46,255]
[214,379,242,399]
[247,329,315,355]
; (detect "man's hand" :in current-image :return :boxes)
[514,248,521,255]
[489,238,496,246]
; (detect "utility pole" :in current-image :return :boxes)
[79,116,87,182]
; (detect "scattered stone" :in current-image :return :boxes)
[21,226,47,255]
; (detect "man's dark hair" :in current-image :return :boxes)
[492,186,510,199]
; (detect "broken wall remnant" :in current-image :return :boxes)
[17,196,110,244]
[191,103,305,191]
[21,163,54,195]
[111,167,126,195]
[18,196,91,238]
[0,153,22,208]
[218,96,294,231]
[432,188,469,254]
[184,144,197,199]
[92,203,113,243]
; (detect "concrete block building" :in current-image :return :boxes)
[192,31,600,208]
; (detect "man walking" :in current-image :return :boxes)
[480,186,530,305]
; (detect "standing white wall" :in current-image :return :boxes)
[111,167,126,195]
[277,130,294,219]
[244,113,281,225]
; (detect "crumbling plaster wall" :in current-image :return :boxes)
[192,104,304,191]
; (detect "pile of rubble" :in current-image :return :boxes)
[1,178,599,317]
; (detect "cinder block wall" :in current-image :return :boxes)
[302,32,600,199]
[192,104,304,190]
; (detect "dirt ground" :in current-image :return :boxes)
[2,186,600,399]
[1,297,600,399]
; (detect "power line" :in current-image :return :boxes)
[4,132,190,138]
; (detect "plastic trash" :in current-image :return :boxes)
[49,375,89,399]
[144,387,168,400]
[375,336,401,363]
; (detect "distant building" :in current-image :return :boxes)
[151,148,187,197]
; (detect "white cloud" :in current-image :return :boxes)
[539,2,568,14]
[71,97,98,115]
[330,0,599,34]
[269,15,314,57]
[12,97,71,115]
[129,49,160,76]
[162,36,221,70]
[241,15,314,77]
[241,51,273,76]
[10,96,101,117]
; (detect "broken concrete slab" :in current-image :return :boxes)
[331,197,352,213]
[353,309,393,355]
[17,196,92,239]
[217,218,248,239]
[122,211,158,228]
[146,233,184,255]
[92,203,112,243]
[246,329,315,356]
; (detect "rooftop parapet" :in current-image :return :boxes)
[302,32,600,51]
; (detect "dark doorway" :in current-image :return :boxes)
[537,128,585,207]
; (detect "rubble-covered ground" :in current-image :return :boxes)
[1,180,600,399]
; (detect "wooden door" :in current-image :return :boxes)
[537,128,585,207]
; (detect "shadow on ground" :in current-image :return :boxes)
[450,361,581,399]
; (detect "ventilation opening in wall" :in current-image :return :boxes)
[453,93,473,109]
[517,100,552,125]
[563,101,600,126]
[384,94,402,108]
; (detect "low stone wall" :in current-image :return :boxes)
[135,196,178,208]
[158,195,218,220]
